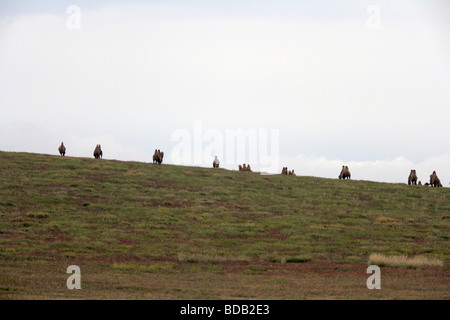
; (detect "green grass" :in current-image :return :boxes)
[0,151,449,299]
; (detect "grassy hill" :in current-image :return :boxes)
[0,151,448,299]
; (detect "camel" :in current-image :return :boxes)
[408,169,418,185]
[213,156,220,168]
[93,144,102,159]
[58,142,66,156]
[339,165,351,179]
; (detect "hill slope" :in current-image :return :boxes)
[0,151,448,299]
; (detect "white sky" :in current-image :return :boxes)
[0,0,449,185]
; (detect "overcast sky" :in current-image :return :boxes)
[0,0,449,185]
